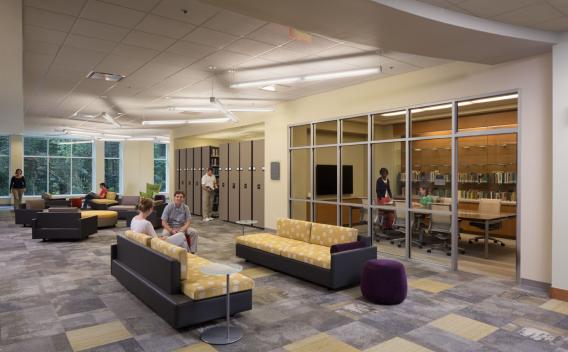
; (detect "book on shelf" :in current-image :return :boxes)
[457,172,516,184]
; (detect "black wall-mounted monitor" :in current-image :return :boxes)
[316,165,353,195]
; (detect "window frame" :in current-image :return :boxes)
[104,141,123,194]
[154,143,168,193]
[0,136,10,198]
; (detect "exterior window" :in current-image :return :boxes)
[154,143,168,192]
[23,137,93,195]
[104,141,121,193]
[0,136,9,196]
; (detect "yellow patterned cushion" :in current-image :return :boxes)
[280,243,331,269]
[150,237,187,281]
[182,271,254,300]
[276,218,312,242]
[124,231,151,247]
[309,223,358,247]
[236,233,304,255]
[106,191,117,200]
[91,199,119,205]
[81,210,118,219]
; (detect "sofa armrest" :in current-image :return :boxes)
[330,246,377,289]
[79,215,98,236]
[357,234,372,247]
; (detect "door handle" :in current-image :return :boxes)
[244,184,247,189]
[232,183,236,189]
[222,182,225,187]
[252,167,256,171]
[257,184,261,190]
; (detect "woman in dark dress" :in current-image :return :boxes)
[10,169,26,210]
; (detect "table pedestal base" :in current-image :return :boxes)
[201,326,243,345]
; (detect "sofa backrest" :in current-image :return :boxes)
[121,196,140,206]
[150,238,187,281]
[106,191,118,200]
[36,212,80,228]
[26,199,45,210]
[125,230,151,247]
[309,223,358,247]
[276,218,312,242]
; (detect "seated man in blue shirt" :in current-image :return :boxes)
[161,191,198,253]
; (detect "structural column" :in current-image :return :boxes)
[551,36,568,299]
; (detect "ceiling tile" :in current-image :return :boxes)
[80,0,146,28]
[24,0,87,16]
[98,0,161,12]
[316,45,366,58]
[151,52,198,68]
[112,43,159,60]
[122,30,176,51]
[24,25,68,45]
[152,0,220,25]
[65,34,116,53]
[24,6,76,32]
[259,47,306,62]
[24,40,61,56]
[547,0,568,16]
[492,3,560,26]
[225,38,274,57]
[53,45,107,70]
[532,16,568,31]
[282,36,339,56]
[202,10,265,37]
[72,19,130,42]
[237,57,278,69]
[125,62,180,88]
[246,23,291,46]
[381,51,450,68]
[95,54,149,76]
[458,0,537,18]
[183,27,238,49]
[191,50,252,71]
[136,14,195,39]
[167,40,217,59]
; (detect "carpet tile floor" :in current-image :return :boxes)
[0,209,566,352]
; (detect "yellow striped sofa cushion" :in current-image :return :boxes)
[280,243,331,269]
[309,223,358,247]
[124,231,151,247]
[236,233,304,255]
[106,191,117,200]
[276,218,312,242]
[182,254,254,300]
[150,237,187,281]
[91,199,119,205]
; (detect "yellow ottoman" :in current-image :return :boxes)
[81,210,118,228]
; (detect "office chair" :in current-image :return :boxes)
[390,201,425,249]
[426,204,465,255]
[374,200,406,245]
[468,198,506,247]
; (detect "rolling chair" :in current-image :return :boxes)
[426,204,465,256]
[390,201,424,249]
[373,199,405,244]
[468,198,506,247]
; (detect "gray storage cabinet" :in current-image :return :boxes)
[219,143,229,221]
[185,148,193,211]
[193,148,202,215]
[252,140,265,228]
[239,141,252,221]
[228,142,240,222]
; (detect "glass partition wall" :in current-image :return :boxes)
[288,92,519,277]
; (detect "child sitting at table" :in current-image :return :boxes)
[419,184,433,208]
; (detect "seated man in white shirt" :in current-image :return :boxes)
[160,191,198,253]
[201,167,217,222]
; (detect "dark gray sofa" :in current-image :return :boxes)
[32,212,98,241]
[109,195,140,220]
[111,236,252,329]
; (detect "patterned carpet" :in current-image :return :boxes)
[1,209,567,352]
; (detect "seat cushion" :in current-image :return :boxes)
[236,233,304,255]
[81,210,118,228]
[150,237,187,280]
[124,231,151,247]
[91,199,119,206]
[309,223,358,247]
[182,256,254,300]
[276,218,312,242]
[280,243,331,269]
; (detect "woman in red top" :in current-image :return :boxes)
[83,183,108,209]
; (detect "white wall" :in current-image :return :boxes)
[260,54,551,284]
[552,40,568,291]
[122,141,155,196]
[0,0,23,134]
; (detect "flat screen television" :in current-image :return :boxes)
[316,165,353,195]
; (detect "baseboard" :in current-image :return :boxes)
[520,278,551,290]
[550,287,568,302]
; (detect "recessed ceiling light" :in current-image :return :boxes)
[86,71,125,82]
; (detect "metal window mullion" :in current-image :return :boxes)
[336,120,340,226]
[451,101,459,271]
[405,109,411,259]
[310,123,315,222]
[367,114,373,241]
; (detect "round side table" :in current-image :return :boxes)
[199,263,244,345]
[235,219,258,235]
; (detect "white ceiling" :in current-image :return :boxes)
[415,0,568,32]
[23,0,451,134]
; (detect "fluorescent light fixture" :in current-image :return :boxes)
[210,97,238,123]
[261,85,276,91]
[170,106,274,113]
[99,138,125,142]
[102,112,121,127]
[104,133,131,139]
[462,94,518,105]
[230,77,301,88]
[128,137,155,141]
[186,117,230,124]
[142,120,187,125]
[381,111,406,117]
[304,68,380,81]
[86,71,125,82]
[58,140,93,145]
[63,129,101,137]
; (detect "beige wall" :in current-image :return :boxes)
[122,141,155,196]
[260,54,552,284]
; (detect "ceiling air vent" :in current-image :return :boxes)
[86,71,125,82]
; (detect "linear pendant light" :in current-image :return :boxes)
[230,67,381,89]
[169,106,275,112]
[142,117,230,125]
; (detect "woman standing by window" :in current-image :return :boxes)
[10,169,26,210]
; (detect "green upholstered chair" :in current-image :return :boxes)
[140,183,161,199]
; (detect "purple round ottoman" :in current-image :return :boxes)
[361,259,407,305]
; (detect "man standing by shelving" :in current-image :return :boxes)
[201,167,217,222]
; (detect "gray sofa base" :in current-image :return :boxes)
[236,242,377,289]
[15,208,41,227]
[111,238,252,329]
